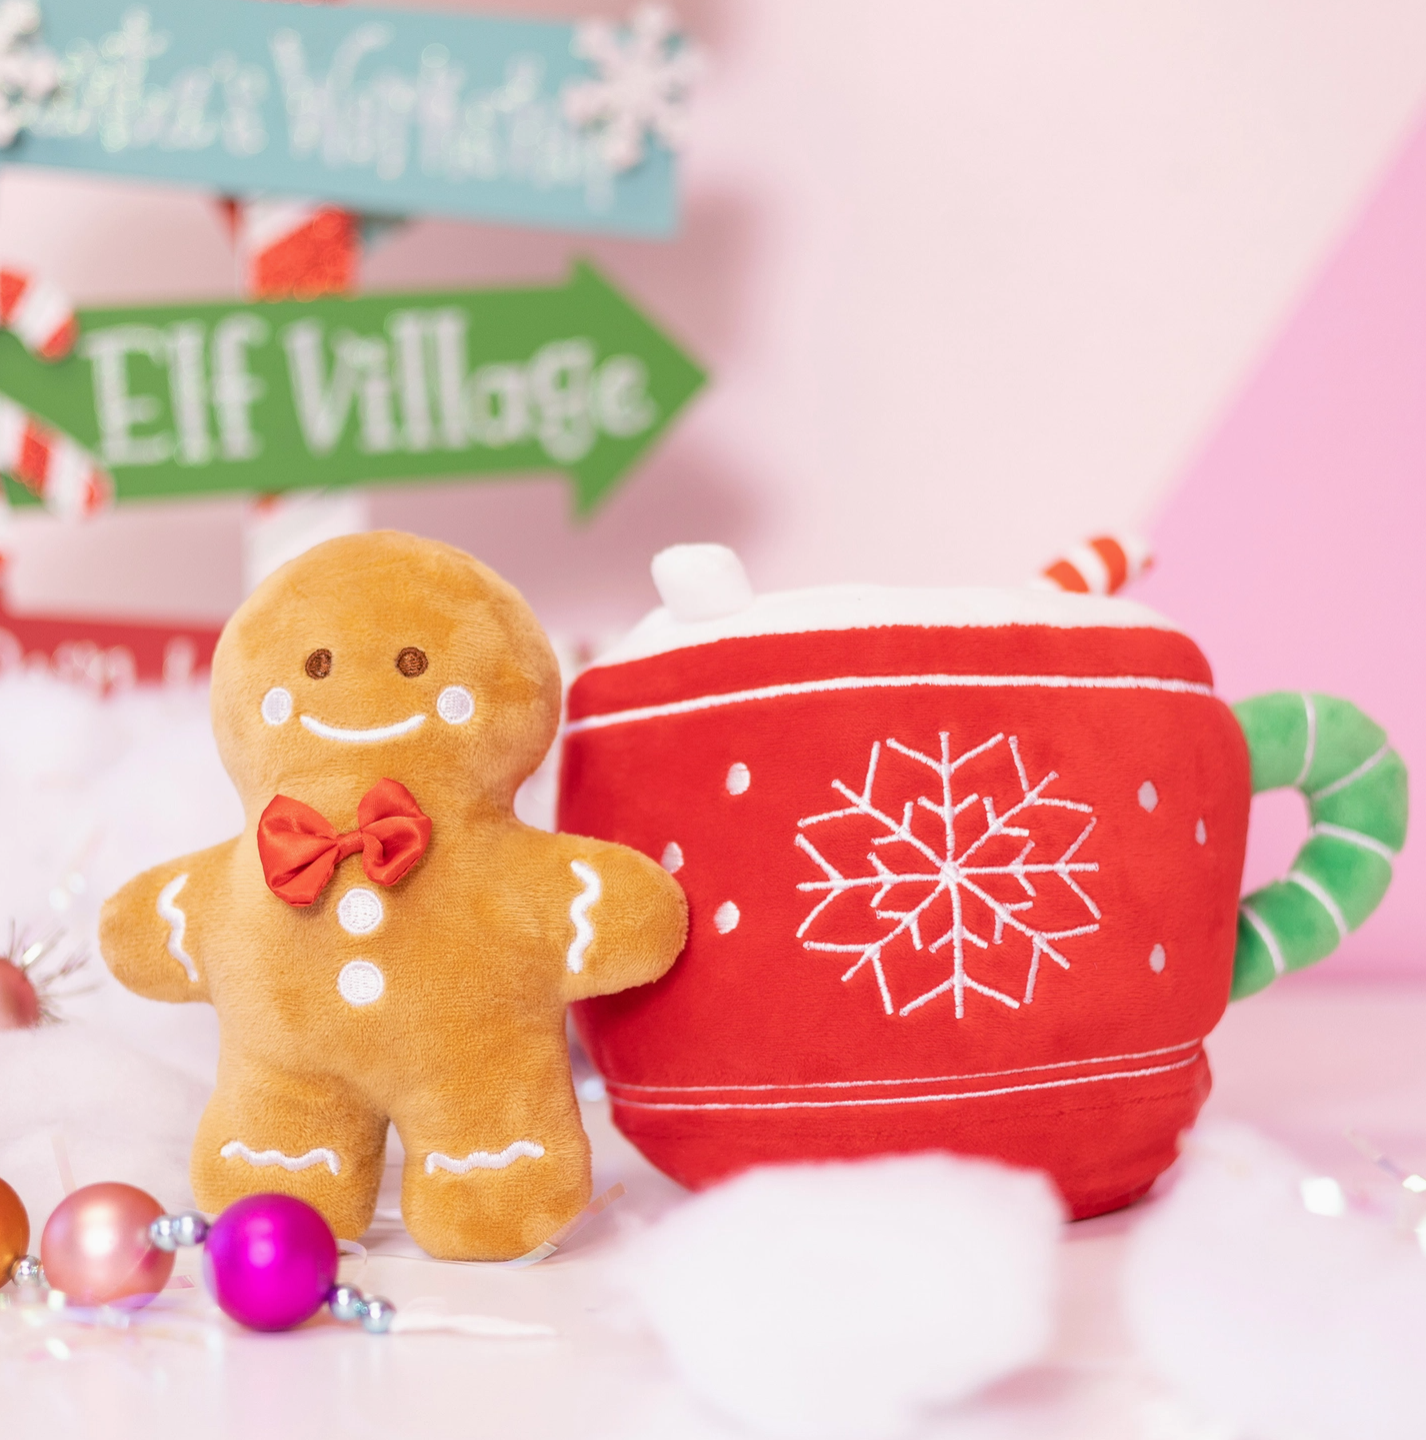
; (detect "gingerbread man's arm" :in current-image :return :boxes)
[99,841,235,1005]
[543,834,688,1003]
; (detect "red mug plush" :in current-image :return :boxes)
[558,546,1407,1217]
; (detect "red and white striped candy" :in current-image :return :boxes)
[1039,534,1153,595]
[0,394,113,518]
[0,268,77,360]
[223,199,359,299]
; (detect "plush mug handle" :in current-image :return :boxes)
[1231,693,1409,998]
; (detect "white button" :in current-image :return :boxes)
[437,685,474,724]
[337,888,383,935]
[261,687,292,725]
[338,960,385,1007]
[1138,781,1158,812]
[660,841,684,874]
[725,762,751,795]
[1149,944,1167,974]
[1195,818,1207,845]
[714,900,740,934]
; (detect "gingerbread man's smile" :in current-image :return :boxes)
[260,683,476,739]
[299,713,427,743]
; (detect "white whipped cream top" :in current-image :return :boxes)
[591,583,1181,669]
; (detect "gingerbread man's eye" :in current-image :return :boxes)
[396,647,428,677]
[305,649,333,679]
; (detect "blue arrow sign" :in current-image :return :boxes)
[5,0,681,237]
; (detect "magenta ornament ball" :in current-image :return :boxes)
[203,1194,339,1331]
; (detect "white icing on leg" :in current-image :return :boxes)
[425,1141,545,1175]
[220,1141,341,1175]
[156,873,198,983]
[566,860,601,973]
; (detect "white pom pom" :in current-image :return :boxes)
[622,1154,1063,1439]
[651,544,755,623]
[0,672,238,1078]
[1124,1121,1426,1440]
[0,1022,206,1232]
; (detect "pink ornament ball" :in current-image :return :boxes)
[203,1194,339,1331]
[41,1183,174,1308]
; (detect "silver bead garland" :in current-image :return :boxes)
[327,1282,395,1334]
[149,1211,210,1252]
[327,1283,365,1323]
[9,1254,42,1286]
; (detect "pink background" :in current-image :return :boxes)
[1,1,1423,973]
[1138,107,1426,976]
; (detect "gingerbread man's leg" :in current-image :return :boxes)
[392,1052,591,1262]
[192,1051,387,1240]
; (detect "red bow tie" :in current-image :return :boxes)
[258,778,432,907]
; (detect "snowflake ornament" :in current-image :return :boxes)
[0,0,58,148]
[796,731,1101,1020]
[562,5,701,174]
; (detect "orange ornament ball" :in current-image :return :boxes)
[0,1178,29,1281]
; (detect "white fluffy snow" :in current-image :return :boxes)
[0,671,234,1233]
[0,1021,206,1236]
[0,671,240,1080]
[620,1153,1064,1440]
[1123,1121,1426,1440]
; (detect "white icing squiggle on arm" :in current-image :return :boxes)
[220,1141,341,1175]
[156,873,198,983]
[425,1141,545,1175]
[566,860,601,973]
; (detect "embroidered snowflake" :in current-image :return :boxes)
[561,4,701,173]
[795,731,1101,1020]
[0,1,58,148]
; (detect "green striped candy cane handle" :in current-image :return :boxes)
[1232,693,1409,998]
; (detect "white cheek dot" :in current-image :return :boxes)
[337,887,383,936]
[437,685,475,724]
[338,960,385,1007]
[713,900,740,934]
[1149,943,1167,974]
[725,762,751,795]
[661,841,684,874]
[1195,818,1207,845]
[261,687,293,726]
[1138,781,1158,813]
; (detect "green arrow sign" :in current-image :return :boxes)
[0,264,706,515]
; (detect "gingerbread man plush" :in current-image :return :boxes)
[100,532,687,1261]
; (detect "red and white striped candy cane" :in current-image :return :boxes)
[220,198,360,299]
[1038,534,1152,595]
[0,267,77,360]
[0,393,112,518]
[222,2,362,299]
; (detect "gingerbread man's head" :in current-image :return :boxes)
[211,531,561,814]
